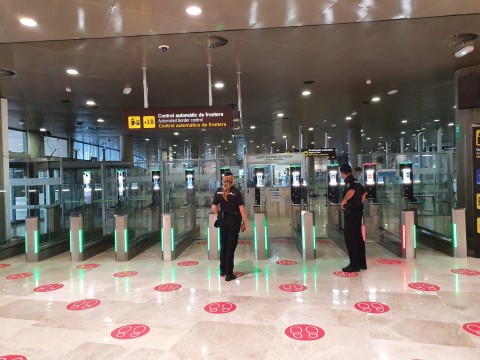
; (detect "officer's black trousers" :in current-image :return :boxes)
[219,217,240,276]
[343,208,366,268]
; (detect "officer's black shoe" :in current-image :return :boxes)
[342,265,360,273]
[220,272,226,276]
[360,265,367,270]
[225,274,237,281]
[341,264,353,272]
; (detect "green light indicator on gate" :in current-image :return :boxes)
[124,229,128,252]
[79,229,84,253]
[171,228,175,251]
[114,230,118,252]
[217,227,220,250]
[69,230,72,252]
[264,215,268,253]
[161,228,164,252]
[34,230,39,254]
[313,225,316,251]
[452,223,458,248]
[25,231,28,253]
[253,215,258,253]
[207,226,210,251]
[413,224,417,249]
[301,213,306,251]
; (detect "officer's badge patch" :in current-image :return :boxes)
[346,183,350,188]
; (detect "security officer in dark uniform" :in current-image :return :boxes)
[340,163,367,272]
[211,171,247,281]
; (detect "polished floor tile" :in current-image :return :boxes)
[1,219,480,359]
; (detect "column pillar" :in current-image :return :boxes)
[455,64,480,257]
[347,127,361,169]
[400,138,405,153]
[27,131,45,158]
[0,98,11,240]
[120,135,134,162]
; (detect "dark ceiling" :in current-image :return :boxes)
[0,1,479,161]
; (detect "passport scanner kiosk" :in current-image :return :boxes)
[142,170,161,232]
[327,164,339,203]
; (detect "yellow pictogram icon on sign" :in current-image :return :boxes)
[477,218,480,234]
[476,129,480,146]
[304,151,309,156]
[143,116,156,129]
[128,116,141,129]
[477,194,480,210]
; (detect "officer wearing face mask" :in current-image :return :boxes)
[211,171,247,281]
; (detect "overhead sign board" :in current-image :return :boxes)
[246,153,304,164]
[304,148,336,159]
[123,105,234,132]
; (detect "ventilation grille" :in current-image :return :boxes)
[193,35,228,48]
[449,33,478,46]
[0,68,16,77]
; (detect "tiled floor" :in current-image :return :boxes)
[1,219,480,360]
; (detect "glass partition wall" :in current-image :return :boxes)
[359,151,455,244]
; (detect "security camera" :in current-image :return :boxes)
[159,45,169,53]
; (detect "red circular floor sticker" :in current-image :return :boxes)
[279,284,307,292]
[451,269,480,276]
[204,302,237,314]
[354,301,390,313]
[378,259,402,265]
[333,271,359,277]
[154,283,182,292]
[76,264,100,269]
[234,271,245,278]
[238,240,251,245]
[408,282,440,291]
[111,324,150,340]
[0,264,11,268]
[272,239,290,244]
[276,260,298,265]
[33,283,64,292]
[177,261,199,266]
[317,240,329,244]
[197,241,207,245]
[6,272,33,280]
[0,356,27,360]
[284,324,325,341]
[66,299,101,311]
[463,322,480,336]
[113,271,138,277]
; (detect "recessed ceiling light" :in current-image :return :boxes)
[448,123,454,126]
[401,131,405,134]
[86,100,96,106]
[308,127,314,131]
[346,116,352,120]
[401,119,408,123]
[186,6,202,15]
[361,129,364,132]
[19,121,25,126]
[250,125,256,129]
[40,128,46,132]
[455,45,474,58]
[123,86,132,95]
[323,119,327,123]
[145,138,150,141]
[282,135,287,139]
[214,82,224,89]
[302,90,311,96]
[250,140,253,143]
[185,139,189,142]
[379,136,383,139]
[256,145,260,148]
[97,118,104,123]
[66,68,79,75]
[434,119,440,122]
[66,87,72,92]
[272,141,276,144]
[173,144,177,147]
[453,105,456,109]
[20,18,37,27]
[366,137,371,140]
[388,89,398,95]
[174,132,179,136]
[277,113,284,117]
[371,96,381,102]
[331,124,336,127]
[366,79,372,85]
[351,111,357,116]
[327,136,332,139]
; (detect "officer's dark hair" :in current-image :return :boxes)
[354,166,362,172]
[340,163,352,175]
[223,171,233,176]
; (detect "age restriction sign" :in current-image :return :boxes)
[154,283,182,292]
[197,241,207,245]
[33,284,64,292]
[0,264,11,268]
[463,322,480,336]
[279,284,307,292]
[378,259,402,265]
[408,282,440,291]
[276,260,298,266]
[238,240,251,245]
[177,261,199,267]
[451,269,480,276]
[76,264,100,269]
[66,299,101,311]
[111,324,150,340]
[284,324,325,341]
[317,240,329,244]
[0,356,28,360]
[354,302,390,314]
[6,273,33,280]
[333,271,359,277]
[113,271,138,278]
[204,302,237,314]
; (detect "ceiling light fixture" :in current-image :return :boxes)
[455,45,474,58]
[308,127,314,131]
[434,119,440,122]
[66,87,72,92]
[401,131,406,134]
[174,132,179,136]
[401,119,408,123]
[250,125,256,129]
[86,100,96,106]
[40,128,46,132]
[277,113,284,118]
[388,89,398,95]
[366,79,372,85]
[302,90,311,96]
[448,123,454,126]
[371,96,381,102]
[186,6,202,15]
[214,82,224,89]
[66,68,79,75]
[123,86,132,95]
[97,118,104,123]
[346,116,352,120]
[20,18,37,27]
[145,138,150,141]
